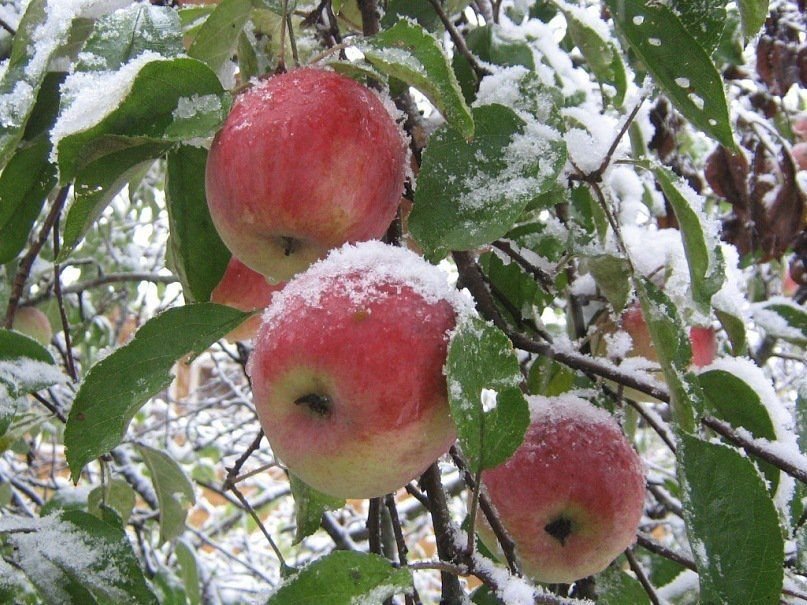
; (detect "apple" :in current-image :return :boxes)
[206,68,409,283]
[479,395,645,584]
[592,303,717,369]
[792,142,807,171]
[793,113,807,142]
[210,257,283,341]
[247,241,470,498]
[12,306,52,346]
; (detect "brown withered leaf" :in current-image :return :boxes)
[705,146,749,208]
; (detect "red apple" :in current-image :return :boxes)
[792,142,807,171]
[206,68,409,283]
[479,395,645,583]
[210,257,282,341]
[793,113,807,142]
[247,241,469,498]
[12,306,52,346]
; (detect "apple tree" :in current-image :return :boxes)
[0,0,806,603]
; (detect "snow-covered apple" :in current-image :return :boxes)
[210,257,283,341]
[12,306,52,346]
[479,395,645,584]
[206,68,409,283]
[247,241,471,498]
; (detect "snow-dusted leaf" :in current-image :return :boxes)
[165,146,231,302]
[595,566,652,604]
[678,433,783,604]
[635,279,701,432]
[289,473,344,545]
[87,478,136,525]
[560,6,627,106]
[714,306,747,356]
[651,165,725,310]
[737,0,768,38]
[65,304,250,482]
[446,317,529,472]
[699,366,782,493]
[266,551,412,604]
[188,0,253,73]
[670,0,726,53]
[175,539,202,605]
[77,4,182,72]
[607,0,734,148]
[4,510,158,604]
[54,57,227,258]
[479,251,549,319]
[752,298,807,345]
[360,19,474,138]
[0,136,56,264]
[410,104,565,260]
[137,444,195,544]
[583,255,632,313]
[0,0,74,170]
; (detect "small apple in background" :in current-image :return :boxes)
[791,142,807,171]
[206,68,409,283]
[478,395,645,584]
[210,257,283,341]
[793,113,807,142]
[11,306,52,346]
[592,303,717,369]
[248,241,469,499]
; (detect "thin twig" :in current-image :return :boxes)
[625,548,661,605]
[30,392,67,423]
[426,0,491,81]
[367,497,383,555]
[4,187,70,329]
[222,430,264,490]
[492,240,555,292]
[23,272,178,307]
[228,483,288,570]
[0,17,15,35]
[636,533,696,571]
[52,214,77,382]
[356,0,380,35]
[385,495,422,605]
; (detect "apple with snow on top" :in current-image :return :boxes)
[12,306,52,346]
[210,257,283,341]
[205,68,409,283]
[478,394,645,584]
[247,241,470,498]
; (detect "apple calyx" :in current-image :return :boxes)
[294,393,332,417]
[544,517,573,546]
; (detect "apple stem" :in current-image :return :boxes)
[465,468,483,555]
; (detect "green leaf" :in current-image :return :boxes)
[188,0,253,73]
[635,278,701,432]
[714,306,747,356]
[607,0,735,148]
[752,300,807,345]
[165,146,231,302]
[737,0,768,38]
[0,0,73,170]
[0,136,56,264]
[446,317,529,472]
[360,19,474,138]
[0,329,52,364]
[77,4,182,72]
[582,255,632,313]
[175,539,202,605]
[678,433,783,605]
[699,367,781,493]
[62,141,168,259]
[289,473,344,544]
[88,478,136,525]
[650,165,725,309]
[670,0,726,53]
[65,303,250,481]
[137,444,196,544]
[266,551,412,604]
[6,510,158,605]
[410,104,565,259]
[596,566,652,604]
[526,356,578,397]
[465,24,535,70]
[561,7,627,106]
[55,57,226,184]
[0,330,61,419]
[479,251,549,319]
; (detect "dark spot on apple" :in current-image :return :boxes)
[280,236,296,256]
[353,310,370,322]
[295,393,332,417]
[544,516,573,546]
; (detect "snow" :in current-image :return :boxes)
[257,241,476,333]
[0,357,66,396]
[50,51,165,161]
[172,94,222,120]
[480,388,498,413]
[751,297,806,343]
[527,393,618,427]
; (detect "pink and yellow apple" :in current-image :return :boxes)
[12,306,52,346]
[791,142,807,171]
[210,257,283,341]
[247,241,469,498]
[479,395,645,583]
[206,68,409,283]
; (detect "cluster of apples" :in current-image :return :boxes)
[204,67,649,584]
